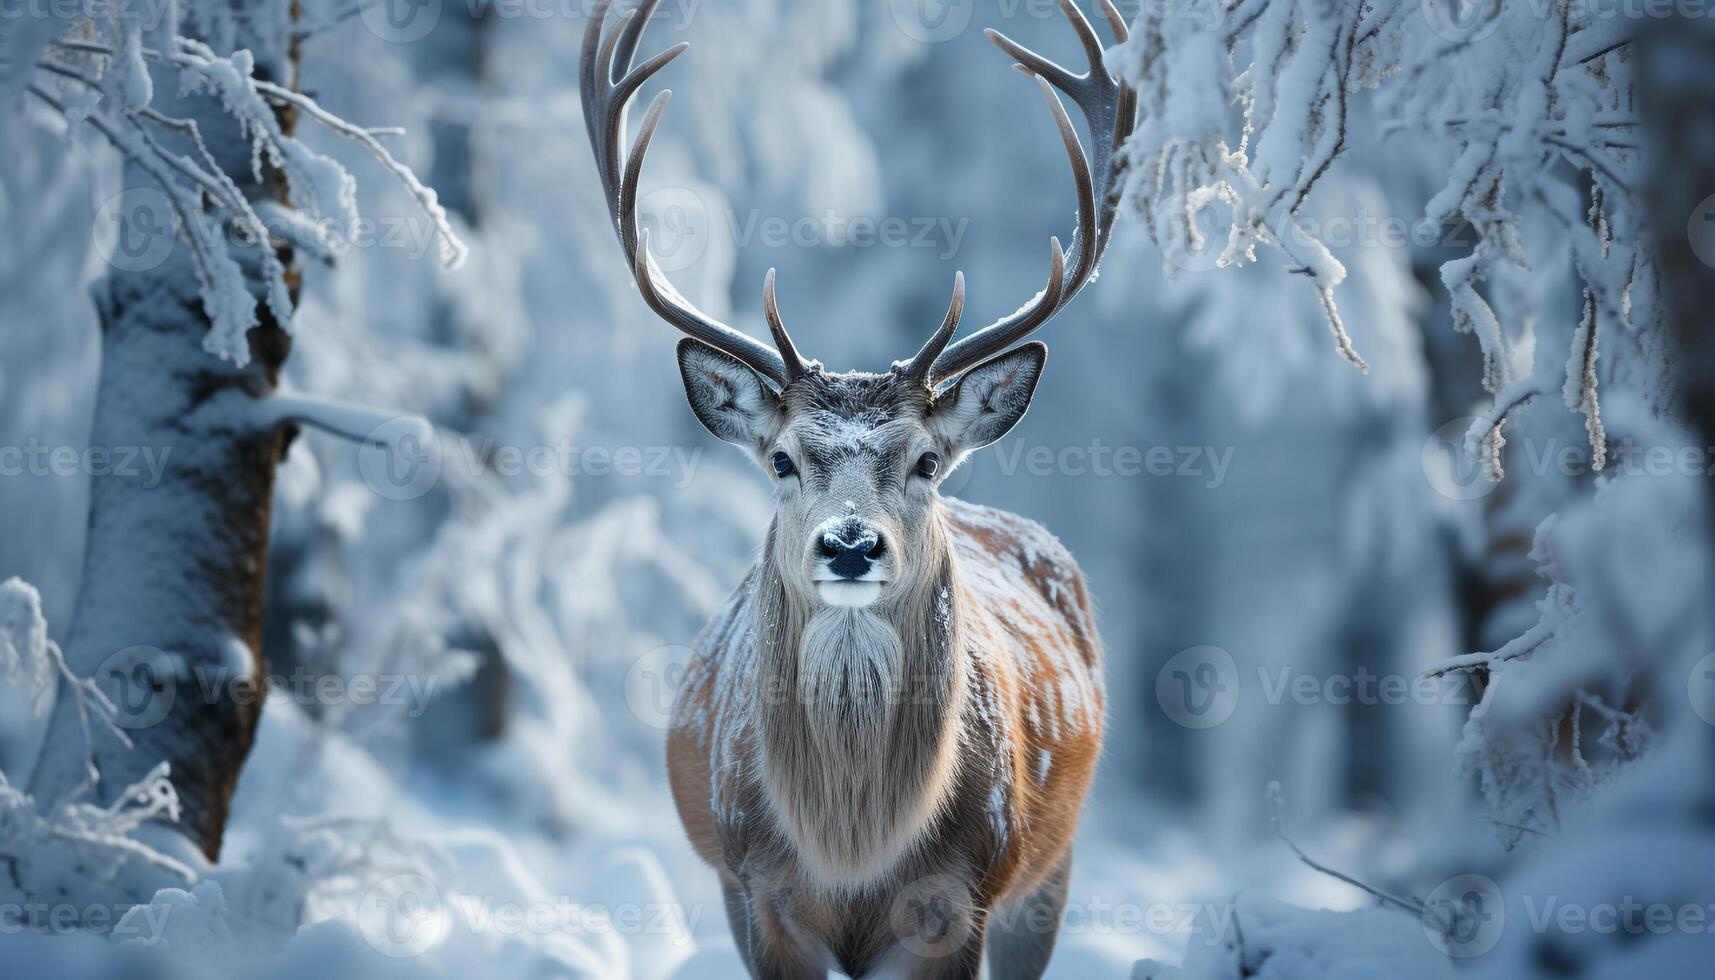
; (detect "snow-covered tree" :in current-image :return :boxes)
[11,0,460,874]
[1118,3,1715,976]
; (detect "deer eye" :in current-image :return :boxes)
[771,451,796,479]
[915,452,941,479]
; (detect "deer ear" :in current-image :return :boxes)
[677,339,781,451]
[929,342,1045,457]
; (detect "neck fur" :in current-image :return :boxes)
[755,509,966,892]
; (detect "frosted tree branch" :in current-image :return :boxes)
[26,23,467,366]
[1419,617,1553,679]
[249,393,434,448]
[1264,782,1435,924]
[1112,0,1651,461]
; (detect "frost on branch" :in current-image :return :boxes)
[18,11,468,366]
[1420,410,1710,845]
[1,762,194,891]
[0,579,191,891]
[0,577,53,711]
[1,576,139,796]
[1111,0,1660,463]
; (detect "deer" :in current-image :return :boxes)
[581,1,1135,975]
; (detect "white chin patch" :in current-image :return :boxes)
[816,580,884,608]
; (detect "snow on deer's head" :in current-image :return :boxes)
[674,273,1044,609]
[582,0,1128,609]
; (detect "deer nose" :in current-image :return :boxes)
[819,525,885,579]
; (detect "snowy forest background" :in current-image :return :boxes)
[2,0,1714,976]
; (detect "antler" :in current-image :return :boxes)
[909,0,1138,387]
[581,0,809,388]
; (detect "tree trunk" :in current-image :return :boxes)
[28,19,301,865]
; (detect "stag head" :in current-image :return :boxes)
[582,0,1135,608]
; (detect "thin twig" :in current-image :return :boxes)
[1266,783,1429,920]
